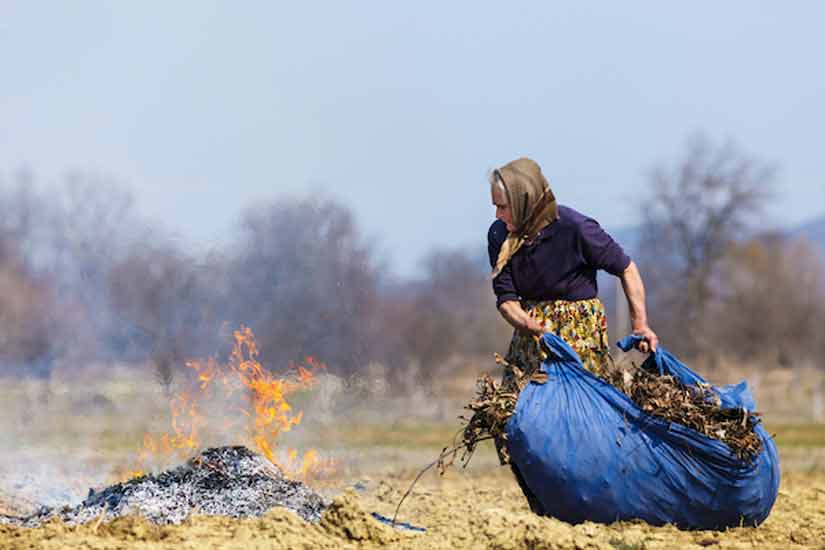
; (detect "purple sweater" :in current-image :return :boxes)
[487,205,631,308]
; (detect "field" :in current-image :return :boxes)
[1,364,825,549]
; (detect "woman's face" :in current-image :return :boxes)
[491,186,516,232]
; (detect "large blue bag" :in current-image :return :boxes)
[504,332,780,530]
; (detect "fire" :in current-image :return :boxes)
[130,326,333,480]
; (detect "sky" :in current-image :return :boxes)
[2,2,824,277]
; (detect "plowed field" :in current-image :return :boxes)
[3,465,824,549]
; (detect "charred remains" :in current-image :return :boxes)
[1,446,327,528]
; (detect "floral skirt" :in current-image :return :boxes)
[504,298,610,381]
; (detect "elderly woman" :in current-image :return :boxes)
[488,157,658,513]
[489,157,658,374]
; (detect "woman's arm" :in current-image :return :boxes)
[619,260,659,352]
[498,300,545,336]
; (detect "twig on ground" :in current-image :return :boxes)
[391,436,494,527]
[91,502,109,534]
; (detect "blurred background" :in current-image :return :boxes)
[1,1,824,506]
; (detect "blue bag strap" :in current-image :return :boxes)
[617,334,716,388]
[616,334,665,375]
[540,332,585,364]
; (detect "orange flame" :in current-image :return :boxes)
[131,326,333,480]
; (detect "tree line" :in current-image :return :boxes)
[0,136,823,387]
[0,174,511,385]
[638,136,825,369]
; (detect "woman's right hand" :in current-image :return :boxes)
[498,301,546,336]
[523,316,546,337]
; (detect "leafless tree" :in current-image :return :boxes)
[0,172,149,370]
[0,234,54,372]
[712,235,825,367]
[225,196,381,375]
[638,135,774,359]
[107,242,215,392]
[385,248,509,373]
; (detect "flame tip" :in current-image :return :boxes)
[128,326,332,481]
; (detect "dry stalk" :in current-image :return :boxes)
[391,354,533,525]
[391,436,494,527]
[599,357,763,460]
[91,502,108,534]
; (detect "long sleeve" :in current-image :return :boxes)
[577,217,631,276]
[488,221,520,307]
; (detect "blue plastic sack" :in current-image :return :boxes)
[504,332,780,530]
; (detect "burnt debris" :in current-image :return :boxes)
[1,446,327,528]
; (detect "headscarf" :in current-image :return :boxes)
[491,157,559,279]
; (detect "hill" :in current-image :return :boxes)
[791,214,825,259]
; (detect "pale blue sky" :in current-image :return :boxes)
[2,2,823,276]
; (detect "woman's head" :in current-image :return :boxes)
[489,157,560,278]
[489,157,557,235]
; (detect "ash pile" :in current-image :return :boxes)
[1,446,327,528]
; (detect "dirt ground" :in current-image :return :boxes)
[2,466,824,549]
[2,371,825,549]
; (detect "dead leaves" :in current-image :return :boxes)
[445,353,763,474]
[600,361,763,461]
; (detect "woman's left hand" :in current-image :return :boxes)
[632,325,659,353]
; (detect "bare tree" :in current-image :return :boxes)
[0,177,59,372]
[0,173,45,271]
[107,242,215,392]
[638,135,773,358]
[0,234,54,373]
[385,248,509,372]
[225,196,381,375]
[0,172,150,370]
[712,235,825,367]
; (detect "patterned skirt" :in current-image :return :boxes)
[504,297,610,381]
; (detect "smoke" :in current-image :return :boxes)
[0,172,505,514]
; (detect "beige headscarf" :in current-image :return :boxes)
[491,158,559,279]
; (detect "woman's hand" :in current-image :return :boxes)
[524,315,546,337]
[632,324,659,353]
[497,301,546,336]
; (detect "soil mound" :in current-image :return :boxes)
[320,490,401,544]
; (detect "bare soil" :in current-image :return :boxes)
[2,370,824,549]
[2,469,824,549]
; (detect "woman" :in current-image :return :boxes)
[488,157,658,514]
